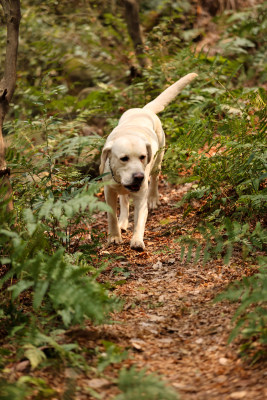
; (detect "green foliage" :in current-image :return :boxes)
[153,4,267,357]
[97,341,128,372]
[0,194,119,327]
[216,257,267,359]
[0,0,266,393]
[0,379,30,400]
[115,367,179,400]
[0,375,56,400]
[20,327,86,370]
[217,4,267,83]
[5,0,131,118]
[164,62,266,265]
[178,219,266,265]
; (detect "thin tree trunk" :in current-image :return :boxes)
[122,0,150,68]
[199,0,239,15]
[0,0,21,212]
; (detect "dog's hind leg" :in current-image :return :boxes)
[118,194,129,231]
[148,144,165,209]
[148,173,160,209]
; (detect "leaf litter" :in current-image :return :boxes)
[4,179,266,399]
[91,178,267,400]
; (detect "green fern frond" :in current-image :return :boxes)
[115,367,179,400]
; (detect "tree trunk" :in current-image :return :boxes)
[199,0,239,16]
[0,0,21,212]
[122,0,150,68]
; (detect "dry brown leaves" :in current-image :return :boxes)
[88,179,267,400]
[4,179,266,400]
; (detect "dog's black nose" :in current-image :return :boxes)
[132,172,144,183]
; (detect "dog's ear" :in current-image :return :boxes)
[99,143,112,175]
[146,143,152,164]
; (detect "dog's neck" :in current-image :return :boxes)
[109,158,121,184]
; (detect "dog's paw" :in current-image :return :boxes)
[148,197,160,209]
[130,238,145,251]
[108,235,122,245]
[118,220,128,232]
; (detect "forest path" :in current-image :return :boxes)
[89,180,266,400]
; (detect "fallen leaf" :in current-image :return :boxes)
[87,378,111,390]
[230,391,247,399]
[172,383,198,392]
[148,314,165,322]
[152,261,163,269]
[130,339,146,351]
[15,360,30,372]
[219,357,229,366]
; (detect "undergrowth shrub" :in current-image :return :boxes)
[178,219,266,265]
[157,5,267,358]
[115,367,179,400]
[0,180,120,329]
[216,256,267,360]
[0,1,266,395]
[217,3,267,84]
[161,52,266,356]
[164,84,266,261]
[1,118,119,324]
[0,110,121,384]
[0,379,30,400]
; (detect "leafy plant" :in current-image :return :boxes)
[115,367,179,400]
[177,219,266,265]
[0,208,120,327]
[216,256,267,359]
[0,379,30,400]
[97,341,128,372]
[163,63,266,268]
[0,0,266,394]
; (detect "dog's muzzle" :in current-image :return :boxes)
[124,172,144,192]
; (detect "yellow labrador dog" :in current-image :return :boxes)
[100,73,197,251]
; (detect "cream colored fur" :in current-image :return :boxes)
[100,73,197,251]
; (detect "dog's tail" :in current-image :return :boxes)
[143,72,198,114]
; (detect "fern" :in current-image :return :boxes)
[216,256,267,357]
[115,367,179,400]
[177,219,266,265]
[0,233,119,327]
[0,182,118,327]
[0,380,30,400]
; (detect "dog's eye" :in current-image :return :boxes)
[120,156,129,162]
[140,155,146,161]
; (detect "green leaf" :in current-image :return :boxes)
[23,209,37,236]
[23,344,46,370]
[8,280,34,300]
[33,280,49,309]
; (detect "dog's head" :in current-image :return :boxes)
[100,135,152,192]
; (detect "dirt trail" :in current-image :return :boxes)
[15,180,266,399]
[91,180,267,400]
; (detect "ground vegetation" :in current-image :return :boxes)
[0,0,266,398]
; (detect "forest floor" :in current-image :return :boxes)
[8,179,267,399]
[77,180,266,399]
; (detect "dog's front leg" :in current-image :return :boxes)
[118,194,129,231]
[130,192,148,251]
[105,186,122,244]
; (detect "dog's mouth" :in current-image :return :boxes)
[124,184,141,192]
